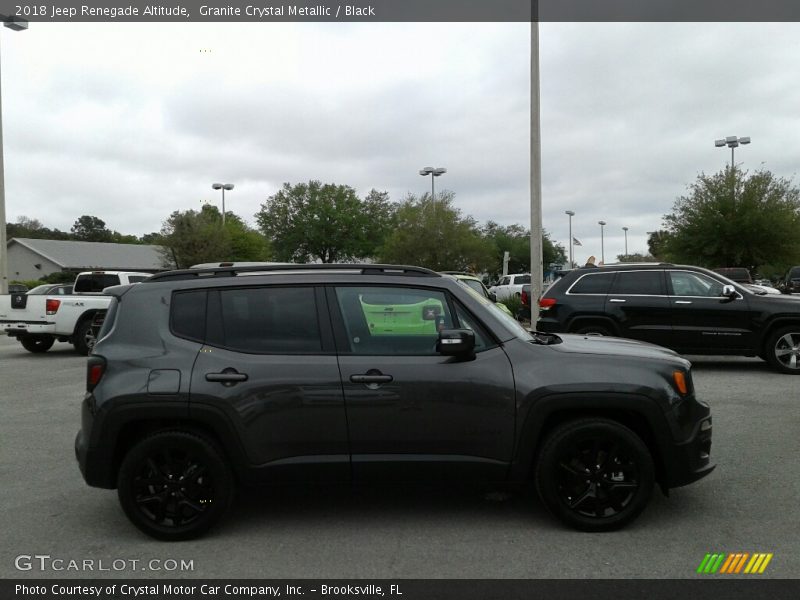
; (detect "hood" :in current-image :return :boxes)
[548,333,687,365]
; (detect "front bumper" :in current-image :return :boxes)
[662,407,715,488]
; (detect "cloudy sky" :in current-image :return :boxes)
[3,21,799,262]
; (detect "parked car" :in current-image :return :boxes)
[441,271,513,316]
[76,263,714,540]
[0,271,151,355]
[26,283,73,295]
[711,267,780,295]
[780,266,800,295]
[488,273,530,301]
[536,263,800,374]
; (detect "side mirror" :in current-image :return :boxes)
[721,284,737,299]
[437,329,475,357]
[488,292,498,303]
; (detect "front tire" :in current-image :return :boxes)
[765,326,800,374]
[535,418,654,531]
[117,431,234,541]
[20,335,55,353]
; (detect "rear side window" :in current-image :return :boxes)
[74,274,121,293]
[127,276,148,283]
[610,271,665,295]
[171,290,207,342]
[217,287,321,354]
[514,275,531,284]
[569,272,615,294]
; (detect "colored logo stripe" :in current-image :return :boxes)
[698,553,773,574]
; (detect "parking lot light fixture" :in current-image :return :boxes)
[0,14,28,295]
[715,135,750,169]
[598,220,607,264]
[419,166,447,202]
[211,183,234,226]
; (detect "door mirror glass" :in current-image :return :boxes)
[437,329,476,356]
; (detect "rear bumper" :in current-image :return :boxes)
[2,322,56,337]
[75,394,117,489]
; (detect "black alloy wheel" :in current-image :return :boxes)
[117,431,233,540]
[535,418,654,531]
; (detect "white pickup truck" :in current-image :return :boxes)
[488,273,531,301]
[0,271,150,354]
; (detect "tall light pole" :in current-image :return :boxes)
[598,220,607,264]
[715,135,750,169]
[0,15,28,295]
[419,166,446,201]
[622,226,629,259]
[565,210,575,268]
[529,19,543,325]
[211,183,234,226]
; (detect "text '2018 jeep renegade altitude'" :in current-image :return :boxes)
[75,264,714,540]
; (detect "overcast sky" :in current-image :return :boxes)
[3,22,799,262]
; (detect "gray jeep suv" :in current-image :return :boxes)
[76,264,714,540]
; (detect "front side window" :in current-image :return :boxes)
[335,286,453,355]
[609,271,665,296]
[459,278,489,299]
[218,287,321,353]
[669,271,725,297]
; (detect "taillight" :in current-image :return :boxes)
[86,356,106,392]
[521,290,529,306]
[46,298,61,315]
[539,297,557,311]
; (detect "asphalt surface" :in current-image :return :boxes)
[1,334,798,579]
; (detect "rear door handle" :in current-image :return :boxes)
[675,300,692,304]
[609,298,626,303]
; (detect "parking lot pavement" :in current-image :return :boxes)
[1,334,798,579]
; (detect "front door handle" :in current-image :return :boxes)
[609,298,626,303]
[206,369,248,386]
[675,300,693,305]
[350,374,393,384]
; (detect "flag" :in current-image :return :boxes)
[573,237,582,246]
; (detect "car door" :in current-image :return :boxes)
[605,269,672,347]
[188,285,349,482]
[666,270,755,352]
[328,284,516,482]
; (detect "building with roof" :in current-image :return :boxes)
[7,238,172,280]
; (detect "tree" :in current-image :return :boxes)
[159,205,271,269]
[616,252,657,263]
[71,215,113,242]
[7,216,70,240]
[256,181,395,263]
[482,221,567,280]
[663,167,800,271]
[379,192,494,271]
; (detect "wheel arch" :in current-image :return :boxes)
[566,315,619,335]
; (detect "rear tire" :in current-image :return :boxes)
[764,326,800,374]
[574,324,612,336]
[535,418,654,531]
[117,431,234,541]
[72,319,95,356]
[20,335,55,353]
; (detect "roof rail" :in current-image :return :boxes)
[145,263,440,282]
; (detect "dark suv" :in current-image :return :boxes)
[76,264,714,540]
[781,266,800,295]
[537,263,800,374]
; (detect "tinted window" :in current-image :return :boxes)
[74,274,120,293]
[128,276,148,283]
[514,275,531,284]
[570,272,615,294]
[610,271,665,295]
[219,287,321,353]
[171,290,207,342]
[669,271,724,297]
[499,277,510,286]
[454,304,491,352]
[335,286,453,355]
